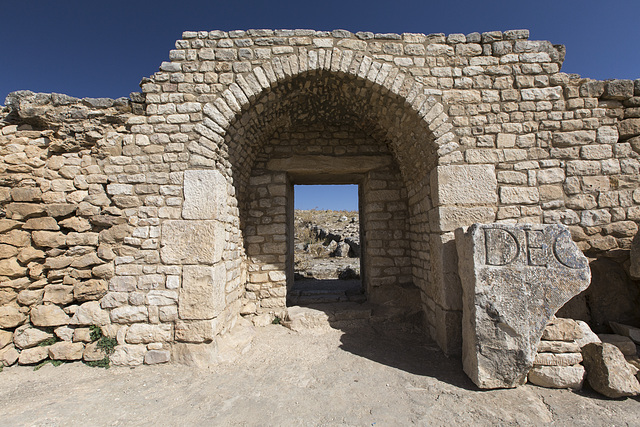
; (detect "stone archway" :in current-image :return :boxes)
[204,65,460,349]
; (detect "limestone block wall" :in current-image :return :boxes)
[361,165,417,315]
[242,169,288,312]
[1,28,639,366]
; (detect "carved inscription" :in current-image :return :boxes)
[483,226,586,269]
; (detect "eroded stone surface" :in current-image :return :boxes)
[528,365,585,390]
[160,220,224,265]
[456,223,591,389]
[179,264,226,320]
[182,169,227,220]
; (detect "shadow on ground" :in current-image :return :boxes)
[287,300,478,391]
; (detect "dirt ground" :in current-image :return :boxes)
[1,319,640,426]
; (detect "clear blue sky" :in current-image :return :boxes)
[295,185,358,211]
[2,0,639,210]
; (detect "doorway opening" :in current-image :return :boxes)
[288,184,365,306]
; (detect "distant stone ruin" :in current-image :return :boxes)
[1,28,639,389]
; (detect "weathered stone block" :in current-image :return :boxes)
[528,365,585,390]
[110,344,146,366]
[125,323,172,344]
[179,264,226,320]
[13,325,53,349]
[70,301,111,326]
[182,169,227,220]
[432,165,497,206]
[48,341,85,360]
[456,223,590,389]
[73,279,108,302]
[18,346,49,365]
[174,319,217,343]
[542,317,584,341]
[30,305,70,327]
[433,206,496,232]
[144,349,171,364]
[160,220,224,265]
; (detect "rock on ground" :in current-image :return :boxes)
[582,342,640,398]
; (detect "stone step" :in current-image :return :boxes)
[283,302,372,331]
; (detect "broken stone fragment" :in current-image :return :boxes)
[18,346,49,365]
[0,344,19,366]
[0,305,27,328]
[581,342,640,398]
[13,324,53,349]
[456,223,591,389]
[0,329,14,349]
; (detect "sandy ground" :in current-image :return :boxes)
[1,319,640,426]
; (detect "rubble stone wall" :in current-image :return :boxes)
[1,28,639,366]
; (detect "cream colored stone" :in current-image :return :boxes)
[30,305,70,327]
[70,301,111,326]
[182,169,227,220]
[0,329,13,349]
[534,352,583,366]
[13,325,53,349]
[179,264,226,320]
[174,319,217,343]
[160,220,224,265]
[109,344,147,366]
[82,341,105,362]
[0,344,19,366]
[528,365,585,390]
[125,323,172,344]
[18,346,49,365]
[48,341,84,360]
[43,285,74,305]
[433,206,496,232]
[0,258,27,278]
[432,164,497,206]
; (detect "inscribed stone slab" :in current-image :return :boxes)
[455,223,590,389]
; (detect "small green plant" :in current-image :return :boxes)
[272,316,281,325]
[85,357,110,368]
[0,364,4,372]
[89,325,102,342]
[38,337,58,347]
[85,325,117,369]
[33,359,63,371]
